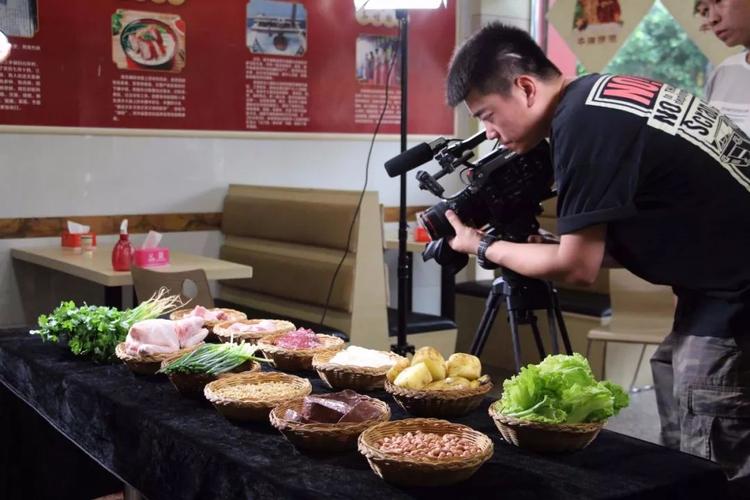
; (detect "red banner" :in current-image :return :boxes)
[0,0,455,135]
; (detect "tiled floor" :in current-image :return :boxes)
[605,388,662,444]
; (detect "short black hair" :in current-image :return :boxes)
[446,22,561,107]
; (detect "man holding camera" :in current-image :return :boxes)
[443,22,750,490]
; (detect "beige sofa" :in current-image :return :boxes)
[217,185,390,350]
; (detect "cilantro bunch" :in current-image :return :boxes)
[32,288,186,363]
[33,301,127,363]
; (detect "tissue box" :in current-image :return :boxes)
[133,247,170,267]
[61,231,97,248]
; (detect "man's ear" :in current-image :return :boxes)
[515,75,537,108]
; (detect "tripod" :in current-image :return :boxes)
[469,268,573,372]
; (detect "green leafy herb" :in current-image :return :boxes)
[159,343,272,375]
[493,353,629,424]
[31,288,185,363]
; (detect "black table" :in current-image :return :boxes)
[0,330,730,500]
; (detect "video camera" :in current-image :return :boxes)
[384,131,556,271]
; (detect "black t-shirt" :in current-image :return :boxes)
[551,73,750,336]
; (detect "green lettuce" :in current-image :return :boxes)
[493,353,629,424]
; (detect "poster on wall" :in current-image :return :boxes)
[0,0,455,136]
[547,0,654,72]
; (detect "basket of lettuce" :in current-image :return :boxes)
[489,353,629,452]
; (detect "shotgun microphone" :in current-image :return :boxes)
[383,131,488,177]
[384,137,448,177]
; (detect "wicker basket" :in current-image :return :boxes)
[269,395,391,452]
[115,342,200,376]
[204,372,312,422]
[257,333,344,372]
[159,353,260,398]
[170,308,247,341]
[384,379,493,417]
[213,319,296,344]
[313,350,406,391]
[358,418,494,486]
[488,403,604,452]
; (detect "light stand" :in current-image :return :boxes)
[355,0,445,356]
[393,9,414,356]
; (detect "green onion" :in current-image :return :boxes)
[159,343,272,375]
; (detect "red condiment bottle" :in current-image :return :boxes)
[112,220,134,271]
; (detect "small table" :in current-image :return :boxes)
[11,245,253,308]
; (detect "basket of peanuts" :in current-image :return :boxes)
[357,418,494,486]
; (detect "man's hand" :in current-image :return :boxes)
[445,210,484,255]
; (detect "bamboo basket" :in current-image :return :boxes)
[204,372,312,422]
[358,418,494,486]
[384,379,492,417]
[257,333,344,371]
[488,403,604,452]
[269,395,391,452]
[115,342,200,376]
[313,350,407,391]
[213,319,296,344]
[159,352,260,398]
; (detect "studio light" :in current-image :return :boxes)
[353,0,447,355]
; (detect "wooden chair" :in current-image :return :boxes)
[586,269,674,392]
[131,267,214,308]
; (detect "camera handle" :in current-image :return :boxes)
[469,268,573,372]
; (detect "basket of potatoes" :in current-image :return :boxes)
[384,347,492,417]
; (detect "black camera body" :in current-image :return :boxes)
[419,138,555,246]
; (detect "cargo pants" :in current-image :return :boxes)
[651,333,750,494]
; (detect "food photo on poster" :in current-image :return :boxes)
[112,9,186,72]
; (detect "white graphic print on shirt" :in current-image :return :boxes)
[585,74,750,191]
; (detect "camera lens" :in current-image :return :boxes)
[420,201,454,240]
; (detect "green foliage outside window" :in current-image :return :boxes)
[577,0,709,97]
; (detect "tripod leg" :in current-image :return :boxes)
[546,308,561,354]
[529,314,546,360]
[552,298,573,355]
[469,289,504,357]
[507,309,523,372]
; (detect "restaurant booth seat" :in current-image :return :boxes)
[215,184,391,349]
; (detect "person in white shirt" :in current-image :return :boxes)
[695,0,750,135]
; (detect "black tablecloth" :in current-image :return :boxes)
[0,330,730,500]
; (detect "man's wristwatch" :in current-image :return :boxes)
[477,233,499,270]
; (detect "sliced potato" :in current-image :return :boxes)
[412,346,446,380]
[445,353,482,380]
[394,362,433,390]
